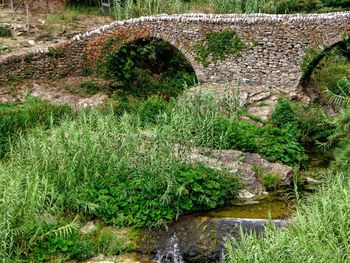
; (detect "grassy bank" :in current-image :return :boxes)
[0,87,337,261]
[225,107,350,263]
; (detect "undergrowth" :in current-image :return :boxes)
[99,37,197,98]
[0,99,72,159]
[192,30,245,67]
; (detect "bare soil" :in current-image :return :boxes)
[0,6,112,56]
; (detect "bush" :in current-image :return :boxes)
[102,37,196,98]
[29,232,94,261]
[138,96,167,125]
[270,98,335,148]
[167,93,308,166]
[271,98,296,128]
[91,165,240,227]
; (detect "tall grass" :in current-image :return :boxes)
[112,0,346,20]
[225,171,350,262]
[0,100,71,159]
[113,0,195,20]
[0,91,242,260]
[224,122,350,263]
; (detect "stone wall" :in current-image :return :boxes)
[1,12,350,95]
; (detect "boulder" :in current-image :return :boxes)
[187,148,293,195]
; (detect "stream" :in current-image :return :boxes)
[135,196,290,263]
[83,151,328,263]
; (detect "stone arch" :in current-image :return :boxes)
[90,33,199,96]
[116,35,199,83]
[299,37,350,103]
[83,27,200,84]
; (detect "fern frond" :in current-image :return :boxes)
[324,78,350,107]
[43,217,80,239]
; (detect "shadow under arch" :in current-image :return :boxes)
[105,36,198,98]
[299,37,350,103]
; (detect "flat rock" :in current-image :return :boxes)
[187,148,293,194]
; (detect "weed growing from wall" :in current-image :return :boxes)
[192,30,245,67]
[48,47,65,59]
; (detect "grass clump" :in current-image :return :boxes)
[0,27,12,38]
[253,164,281,191]
[0,99,72,159]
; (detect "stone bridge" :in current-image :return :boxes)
[1,12,350,96]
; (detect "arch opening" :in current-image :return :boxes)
[300,38,350,108]
[104,37,198,98]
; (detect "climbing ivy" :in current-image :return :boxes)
[192,30,245,67]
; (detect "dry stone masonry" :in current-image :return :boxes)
[1,12,350,96]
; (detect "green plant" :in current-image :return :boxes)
[271,98,296,128]
[102,37,196,98]
[225,144,350,262]
[0,27,12,37]
[270,98,335,149]
[138,95,167,125]
[48,47,65,58]
[113,0,193,20]
[192,30,245,67]
[301,47,321,75]
[24,55,33,63]
[252,164,281,191]
[29,229,94,261]
[324,77,350,107]
[0,99,72,159]
[91,164,240,227]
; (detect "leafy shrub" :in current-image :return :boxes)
[0,27,12,37]
[167,93,308,166]
[48,47,65,58]
[29,231,94,261]
[102,37,196,98]
[195,117,306,166]
[176,166,240,211]
[91,165,240,228]
[138,96,167,125]
[270,98,335,148]
[271,98,296,128]
[256,125,308,166]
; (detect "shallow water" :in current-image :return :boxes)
[196,198,291,220]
